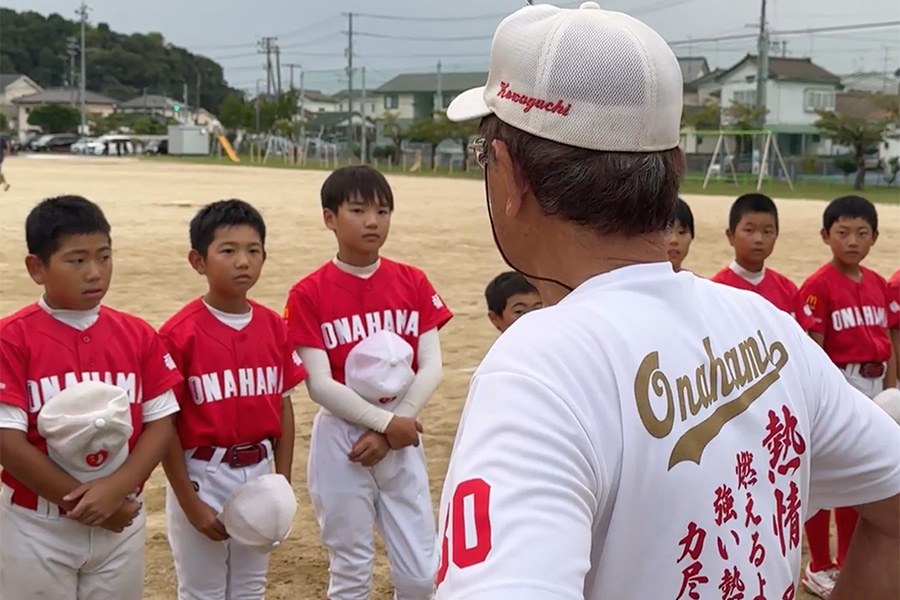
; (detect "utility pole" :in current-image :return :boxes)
[436,60,443,115]
[76,0,90,135]
[346,12,355,142]
[884,46,890,92]
[67,37,78,107]
[284,63,302,90]
[754,0,768,172]
[361,66,367,164]
[275,45,282,95]
[195,72,201,124]
[258,37,277,96]
[255,79,262,134]
[299,69,306,138]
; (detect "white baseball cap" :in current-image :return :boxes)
[220,474,297,551]
[873,388,900,425]
[345,330,415,405]
[37,380,134,483]
[447,1,684,152]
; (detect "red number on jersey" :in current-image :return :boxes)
[436,478,492,587]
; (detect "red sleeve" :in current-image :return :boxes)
[284,284,325,349]
[141,326,184,401]
[0,324,28,411]
[788,280,815,332]
[886,275,900,330]
[799,275,829,336]
[280,320,308,393]
[158,328,193,407]
[416,271,454,332]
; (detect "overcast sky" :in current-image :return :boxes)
[5,0,899,94]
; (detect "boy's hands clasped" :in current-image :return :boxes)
[63,475,142,532]
[349,416,423,467]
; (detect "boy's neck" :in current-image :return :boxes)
[734,257,764,274]
[203,291,251,315]
[336,249,379,268]
[831,258,863,281]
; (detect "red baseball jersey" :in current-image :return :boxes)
[888,268,900,330]
[284,258,453,383]
[711,267,814,330]
[159,298,307,449]
[800,263,893,364]
[0,304,183,509]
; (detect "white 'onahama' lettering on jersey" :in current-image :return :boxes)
[829,305,887,331]
[186,367,282,405]
[27,372,139,413]
[320,309,420,350]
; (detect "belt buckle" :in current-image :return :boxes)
[229,443,262,468]
[860,362,884,378]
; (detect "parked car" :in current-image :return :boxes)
[144,139,168,155]
[70,137,96,154]
[85,135,135,156]
[32,133,79,153]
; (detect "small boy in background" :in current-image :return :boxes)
[159,200,306,600]
[0,195,182,600]
[664,197,694,273]
[799,195,897,599]
[485,271,542,333]
[711,193,812,329]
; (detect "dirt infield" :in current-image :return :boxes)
[1,156,897,599]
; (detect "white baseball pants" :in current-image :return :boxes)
[0,484,146,600]
[308,410,438,600]
[841,363,885,399]
[165,441,275,600]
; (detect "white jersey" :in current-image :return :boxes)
[436,262,900,600]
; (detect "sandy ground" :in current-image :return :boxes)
[1,155,898,600]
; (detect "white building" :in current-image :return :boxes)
[0,74,43,136]
[374,72,488,125]
[14,88,118,138]
[839,71,900,94]
[298,90,340,115]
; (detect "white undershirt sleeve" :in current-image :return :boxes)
[799,329,900,514]
[142,389,180,423]
[435,372,597,600]
[298,347,394,433]
[0,404,28,432]
[393,328,442,419]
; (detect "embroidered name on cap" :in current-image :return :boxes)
[497,81,572,116]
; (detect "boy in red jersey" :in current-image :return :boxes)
[284,166,453,600]
[0,195,182,600]
[711,193,813,329]
[889,268,900,388]
[159,200,307,600]
[664,196,695,273]
[799,195,898,598]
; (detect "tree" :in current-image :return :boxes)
[218,93,253,130]
[724,101,767,159]
[681,99,721,131]
[28,104,80,133]
[381,111,407,157]
[0,113,8,132]
[407,114,454,170]
[815,110,891,190]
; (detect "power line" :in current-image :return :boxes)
[350,31,494,42]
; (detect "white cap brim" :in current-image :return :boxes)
[447,86,490,123]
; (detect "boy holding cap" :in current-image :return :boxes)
[435,4,900,600]
[0,195,183,600]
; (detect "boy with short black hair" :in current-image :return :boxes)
[485,271,542,332]
[159,199,306,600]
[711,193,812,329]
[799,194,898,598]
[284,165,453,600]
[664,197,694,273]
[0,195,182,600]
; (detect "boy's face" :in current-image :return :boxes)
[822,216,877,267]
[26,233,112,311]
[324,196,391,259]
[189,225,265,296]
[664,220,693,271]
[726,211,777,271]
[489,291,543,332]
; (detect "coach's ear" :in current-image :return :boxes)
[25,254,46,285]
[187,249,206,275]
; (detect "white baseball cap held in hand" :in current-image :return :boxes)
[219,473,298,551]
[345,329,416,406]
[37,380,134,483]
[447,1,684,152]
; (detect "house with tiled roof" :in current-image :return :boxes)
[374,71,489,124]
[0,74,42,135]
[14,87,117,137]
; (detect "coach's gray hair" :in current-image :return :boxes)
[480,115,685,237]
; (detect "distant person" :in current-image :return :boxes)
[664,197,694,272]
[0,133,10,191]
[485,271,542,333]
[711,193,813,329]
[435,4,900,600]
[798,195,899,598]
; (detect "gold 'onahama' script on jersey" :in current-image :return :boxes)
[634,330,790,470]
